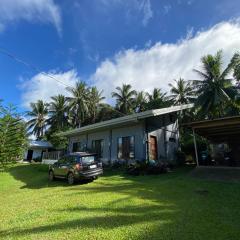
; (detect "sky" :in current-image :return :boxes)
[1,0,240,111]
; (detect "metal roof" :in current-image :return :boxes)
[60,104,193,137]
[29,140,53,148]
[187,116,240,142]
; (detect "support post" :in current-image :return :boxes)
[109,129,112,164]
[193,128,199,166]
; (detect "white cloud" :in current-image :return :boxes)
[0,0,61,34]
[91,20,240,101]
[20,70,79,108]
[19,20,240,108]
[140,0,153,26]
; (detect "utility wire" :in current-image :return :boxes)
[0,47,73,88]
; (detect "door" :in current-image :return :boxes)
[27,150,33,161]
[149,136,158,160]
[54,157,68,177]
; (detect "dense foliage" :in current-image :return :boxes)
[0,103,28,167]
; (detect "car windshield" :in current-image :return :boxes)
[81,156,95,164]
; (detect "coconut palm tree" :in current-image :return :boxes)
[66,81,89,128]
[147,88,166,102]
[48,94,69,130]
[232,52,240,83]
[192,50,238,118]
[27,100,49,139]
[168,78,195,105]
[88,87,105,123]
[112,84,137,114]
[134,91,148,112]
[146,88,169,110]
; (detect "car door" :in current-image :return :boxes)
[54,157,68,177]
[58,156,70,177]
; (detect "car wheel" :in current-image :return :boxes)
[67,172,75,185]
[49,171,55,181]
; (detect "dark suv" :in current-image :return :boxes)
[48,152,103,184]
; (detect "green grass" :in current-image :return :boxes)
[0,164,240,240]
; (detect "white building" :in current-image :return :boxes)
[24,140,53,161]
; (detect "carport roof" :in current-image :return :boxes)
[187,116,240,142]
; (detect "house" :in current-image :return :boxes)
[60,104,192,164]
[24,140,53,161]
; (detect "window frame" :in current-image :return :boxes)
[117,136,135,160]
[92,139,104,159]
[72,141,86,152]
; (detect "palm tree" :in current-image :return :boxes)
[49,94,69,130]
[27,100,49,139]
[146,88,169,110]
[168,78,195,105]
[112,84,137,114]
[135,91,147,112]
[66,81,89,128]
[192,50,238,118]
[147,88,166,102]
[88,87,105,123]
[232,52,240,85]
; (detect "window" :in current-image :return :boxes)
[68,156,78,163]
[92,140,104,158]
[81,156,95,165]
[72,142,85,152]
[118,136,135,159]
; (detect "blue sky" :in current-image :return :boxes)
[1,0,240,111]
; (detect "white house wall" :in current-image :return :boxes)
[69,122,145,163]
[87,130,110,163]
[68,113,179,163]
[111,123,145,162]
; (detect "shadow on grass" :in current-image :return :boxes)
[0,203,176,238]
[4,164,240,239]
[8,163,194,190]
[8,164,94,189]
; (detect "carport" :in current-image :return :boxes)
[188,116,240,167]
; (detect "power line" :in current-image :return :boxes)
[0,47,73,88]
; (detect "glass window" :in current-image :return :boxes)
[92,139,104,158]
[72,142,85,152]
[68,156,78,163]
[118,136,135,160]
[118,138,123,159]
[81,156,95,165]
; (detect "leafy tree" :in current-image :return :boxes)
[0,104,28,168]
[192,50,238,119]
[112,84,137,114]
[168,78,195,105]
[88,87,105,123]
[66,81,89,128]
[27,100,49,139]
[96,104,124,122]
[49,94,69,130]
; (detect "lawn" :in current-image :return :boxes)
[0,165,240,240]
